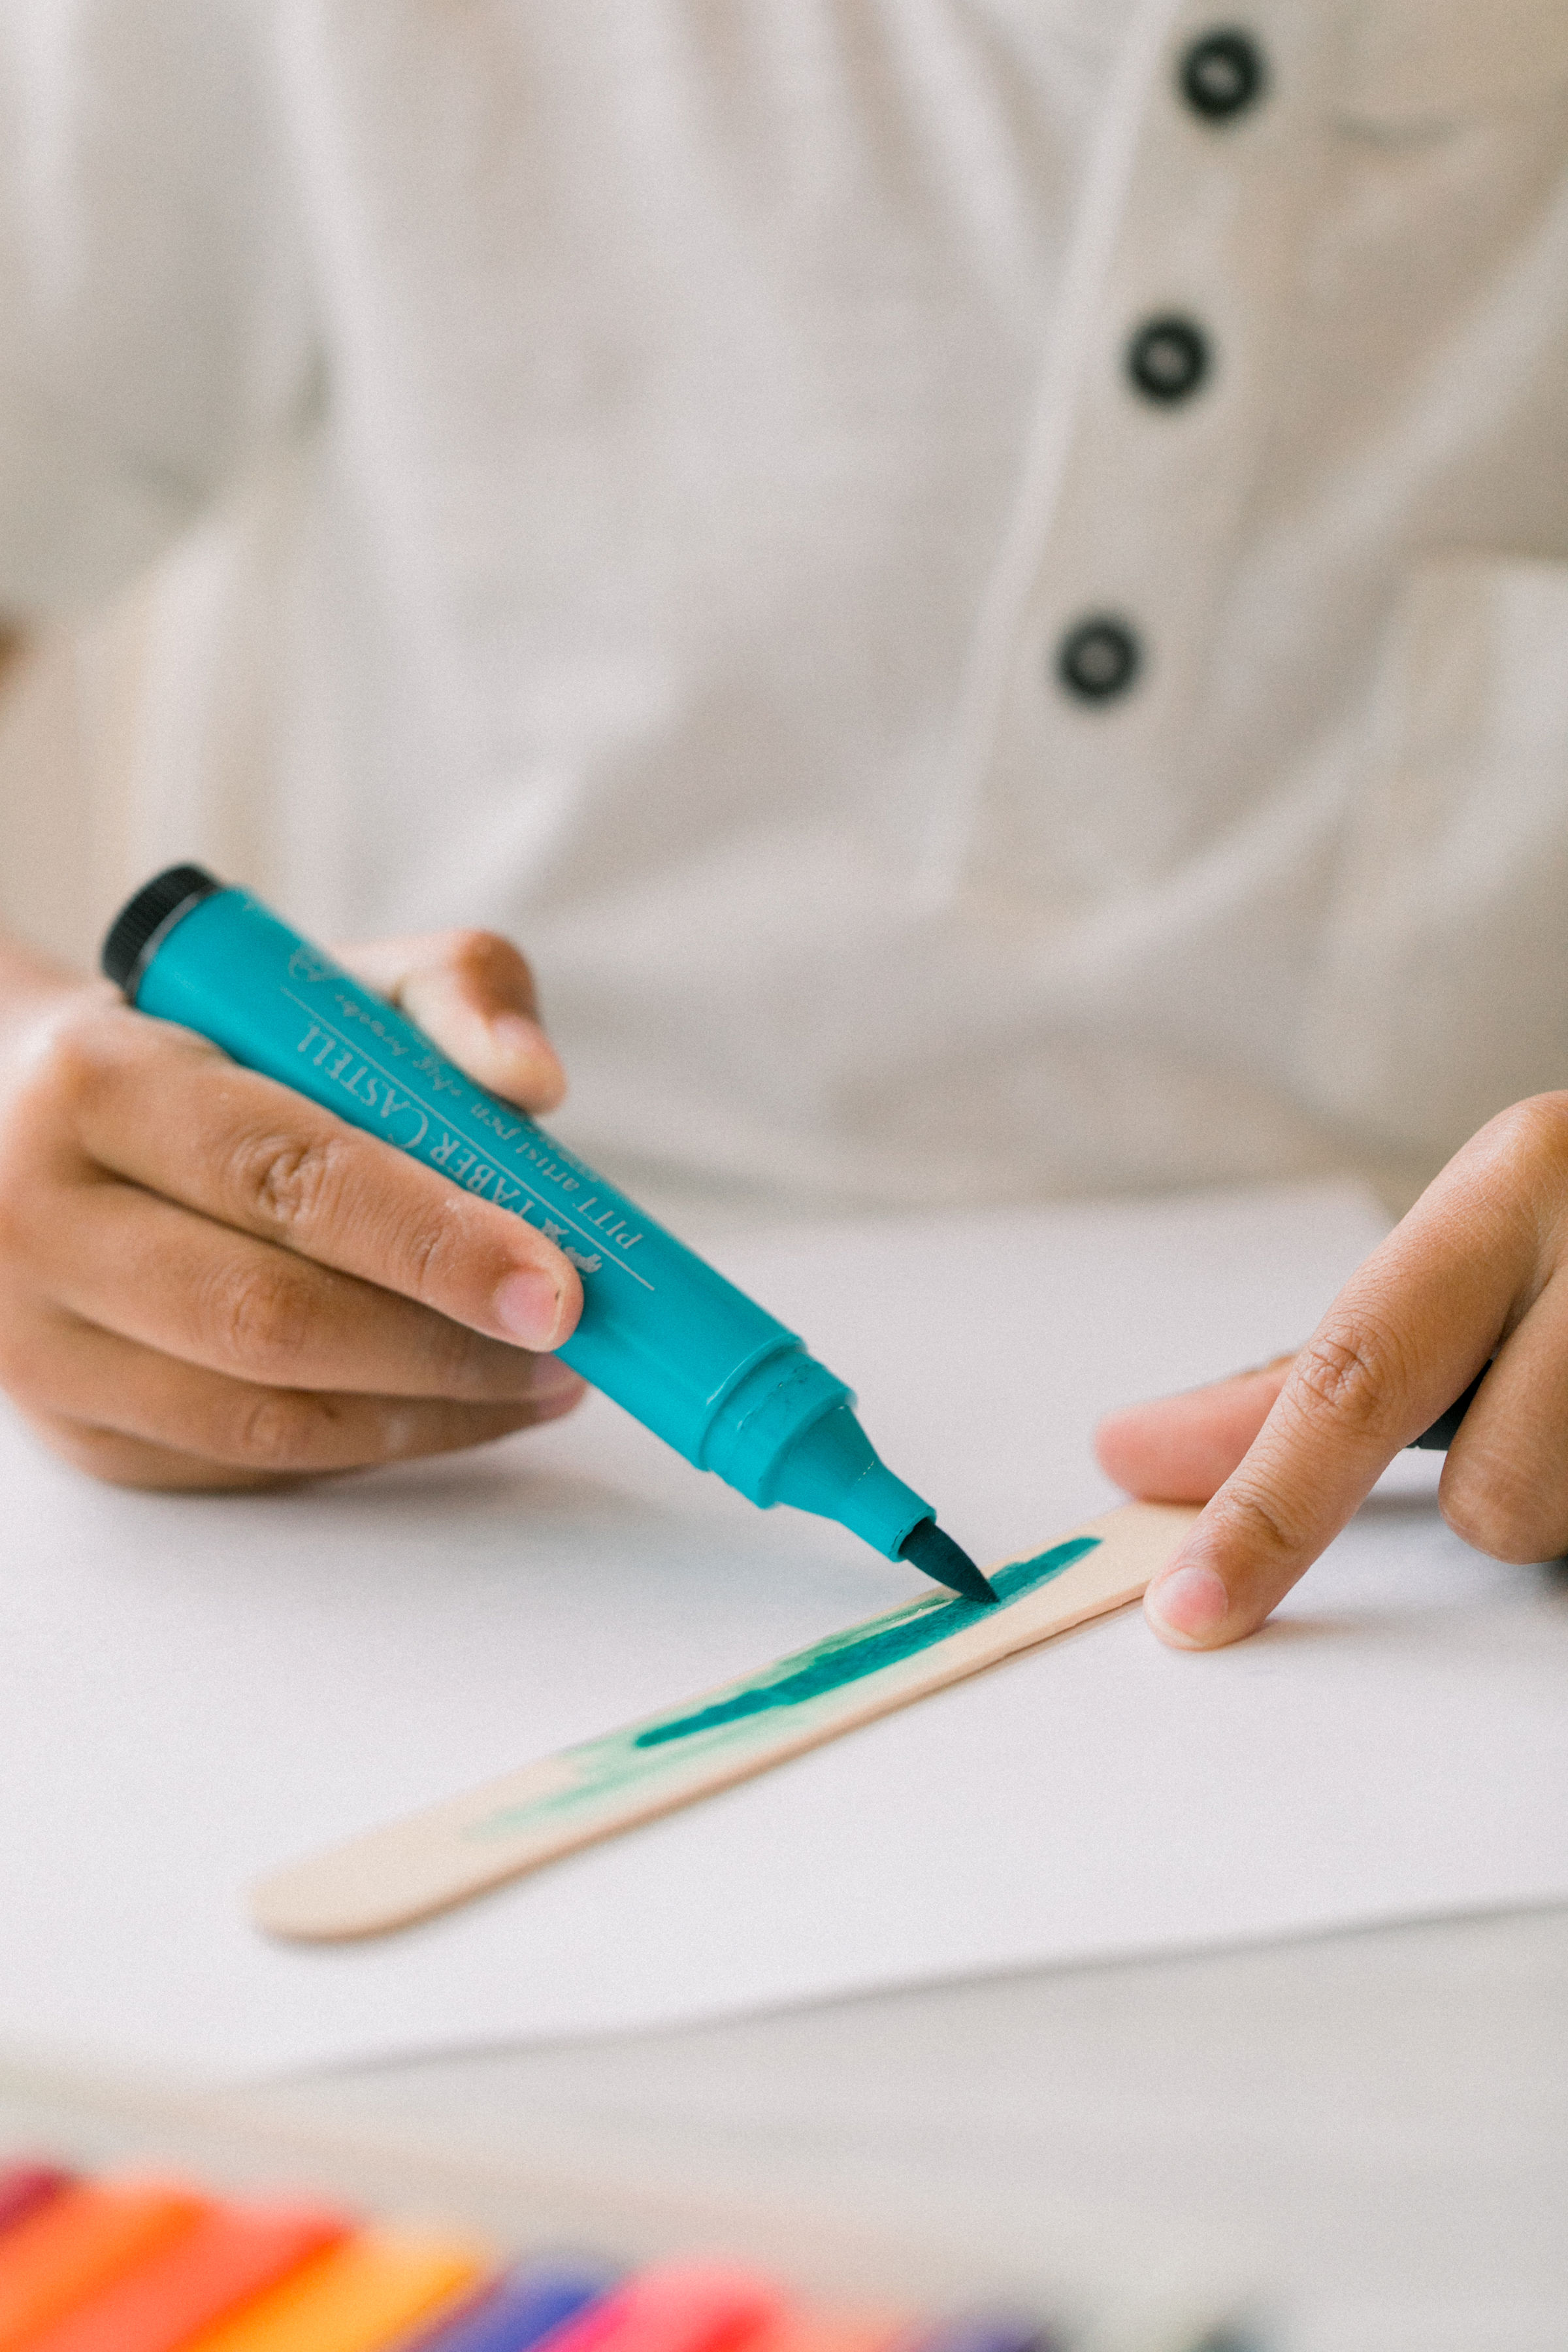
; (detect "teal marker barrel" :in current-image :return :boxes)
[101,870,936,1561]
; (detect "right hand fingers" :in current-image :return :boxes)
[1095,1352,1296,1503]
[27,997,582,1352]
[0,985,587,1483]
[339,930,568,1113]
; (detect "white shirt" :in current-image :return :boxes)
[1,1,1566,1213]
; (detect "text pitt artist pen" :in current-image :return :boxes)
[101,869,995,1603]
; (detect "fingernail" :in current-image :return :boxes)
[493,1267,564,1348]
[490,1011,559,1069]
[1145,1563,1230,1644]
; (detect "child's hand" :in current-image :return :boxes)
[1096,1096,1568,1647]
[0,928,585,1488]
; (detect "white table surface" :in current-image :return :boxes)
[3,1190,1563,2345]
[5,1903,1565,2352]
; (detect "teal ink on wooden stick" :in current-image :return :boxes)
[466,1537,1100,1844]
[101,867,996,1603]
[251,1503,1198,1940]
[629,1536,1098,1750]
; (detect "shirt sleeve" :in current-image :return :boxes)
[0,0,316,615]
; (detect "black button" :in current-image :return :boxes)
[1127,314,1211,404]
[1056,617,1142,704]
[1179,28,1266,121]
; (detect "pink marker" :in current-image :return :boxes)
[542,2265,786,2352]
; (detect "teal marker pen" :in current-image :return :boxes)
[101,868,994,1603]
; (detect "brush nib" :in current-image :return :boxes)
[899,1518,999,1605]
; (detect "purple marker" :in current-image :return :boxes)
[904,2319,1060,2352]
[412,2260,617,2352]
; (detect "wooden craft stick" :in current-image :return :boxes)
[252,1499,1198,1944]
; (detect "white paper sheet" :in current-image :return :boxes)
[2,1180,1565,2083]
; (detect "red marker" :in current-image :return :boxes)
[0,2176,71,2247]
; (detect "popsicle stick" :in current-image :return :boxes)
[252,1499,1198,1944]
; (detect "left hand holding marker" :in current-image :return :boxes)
[1096,1098,1568,1648]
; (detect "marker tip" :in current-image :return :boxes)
[898,1518,1000,1605]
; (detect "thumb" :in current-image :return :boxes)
[1094,1352,1296,1503]
[336,929,567,1113]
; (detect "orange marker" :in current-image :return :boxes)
[545,2264,787,2352]
[19,2203,346,2352]
[0,2180,205,2349]
[178,2229,490,2352]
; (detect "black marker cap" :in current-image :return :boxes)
[101,864,223,997]
[1408,1367,1488,1451]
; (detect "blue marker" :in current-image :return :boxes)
[410,2259,615,2352]
[101,868,995,1603]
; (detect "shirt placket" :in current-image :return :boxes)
[931,0,1332,927]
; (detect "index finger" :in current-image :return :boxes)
[1143,1115,1548,1647]
[66,1005,582,1352]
